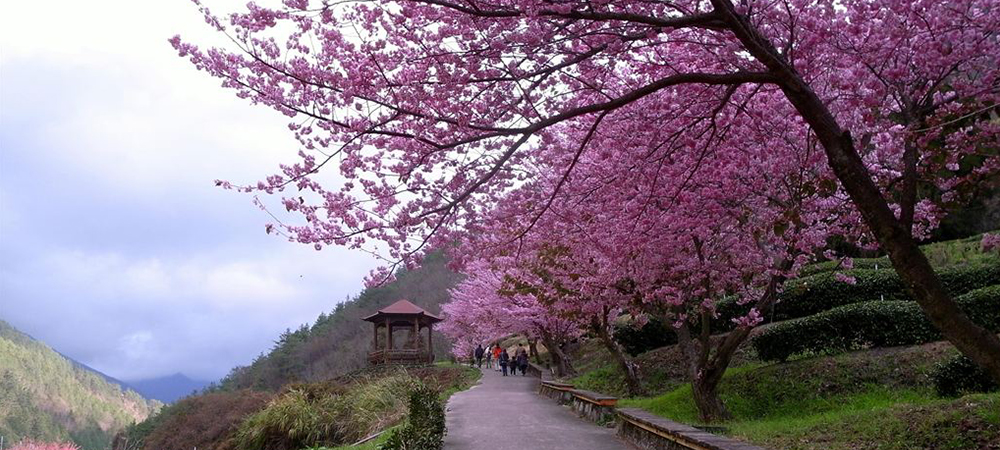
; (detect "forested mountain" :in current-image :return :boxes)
[0,319,161,450]
[218,251,462,391]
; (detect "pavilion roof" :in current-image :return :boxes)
[362,299,443,323]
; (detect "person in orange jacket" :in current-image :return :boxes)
[492,344,503,372]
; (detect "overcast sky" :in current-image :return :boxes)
[0,0,380,381]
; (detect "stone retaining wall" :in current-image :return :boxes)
[534,383,770,450]
[617,408,769,450]
[526,362,553,380]
[568,389,619,424]
[539,381,576,403]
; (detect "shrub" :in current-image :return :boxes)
[933,354,999,397]
[7,441,79,450]
[378,385,446,450]
[139,390,272,450]
[752,285,1000,362]
[613,316,677,356]
[233,374,415,450]
[715,258,1000,332]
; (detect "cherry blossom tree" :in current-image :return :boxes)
[472,92,858,418]
[174,0,1000,383]
[440,258,582,377]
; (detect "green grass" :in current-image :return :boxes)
[618,364,763,423]
[726,388,934,437]
[436,363,481,401]
[619,374,999,449]
[323,424,400,450]
[743,393,1000,450]
[570,364,627,397]
[613,341,1000,449]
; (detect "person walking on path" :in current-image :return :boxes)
[499,349,510,376]
[474,344,485,368]
[492,345,503,372]
[485,345,493,369]
[515,345,529,376]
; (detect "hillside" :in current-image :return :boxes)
[126,373,212,404]
[0,319,161,450]
[562,233,1000,449]
[218,251,463,391]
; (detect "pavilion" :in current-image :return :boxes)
[362,299,442,365]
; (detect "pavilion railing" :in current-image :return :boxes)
[368,348,432,365]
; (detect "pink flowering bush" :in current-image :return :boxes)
[7,441,79,450]
[982,234,1000,253]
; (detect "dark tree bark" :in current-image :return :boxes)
[898,137,920,233]
[539,327,577,378]
[675,320,732,422]
[592,307,645,397]
[711,0,1000,383]
[670,257,790,423]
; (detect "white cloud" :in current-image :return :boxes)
[2,242,376,380]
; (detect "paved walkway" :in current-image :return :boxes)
[443,367,633,450]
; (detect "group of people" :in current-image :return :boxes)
[473,343,530,376]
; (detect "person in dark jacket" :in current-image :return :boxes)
[516,345,529,376]
[474,344,485,368]
[499,349,510,376]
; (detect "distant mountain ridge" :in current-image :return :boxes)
[0,319,161,450]
[126,373,212,403]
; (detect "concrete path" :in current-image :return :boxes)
[443,367,633,450]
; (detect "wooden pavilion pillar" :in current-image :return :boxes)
[427,322,433,363]
[412,317,419,349]
[385,317,392,363]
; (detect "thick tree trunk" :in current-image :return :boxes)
[675,319,733,422]
[593,316,645,397]
[540,328,577,377]
[692,377,731,423]
[899,138,919,232]
[712,0,1000,383]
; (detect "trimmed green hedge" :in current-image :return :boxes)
[798,257,888,277]
[715,258,999,332]
[932,354,999,397]
[752,285,1000,362]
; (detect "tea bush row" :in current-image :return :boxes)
[752,285,1000,362]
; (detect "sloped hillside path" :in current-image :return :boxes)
[443,367,633,450]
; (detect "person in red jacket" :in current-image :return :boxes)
[492,344,503,372]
